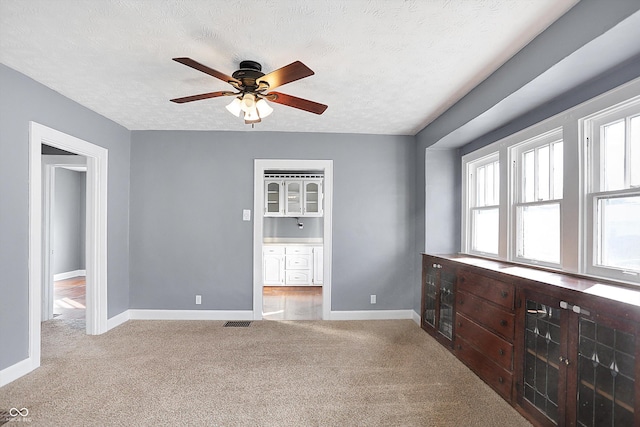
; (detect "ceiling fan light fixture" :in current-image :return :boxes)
[240,93,256,112]
[256,98,273,118]
[225,97,242,117]
[244,108,261,123]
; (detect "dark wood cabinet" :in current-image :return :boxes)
[421,253,640,427]
[421,256,456,347]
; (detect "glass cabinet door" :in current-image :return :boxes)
[423,263,438,329]
[577,316,636,427]
[304,181,321,215]
[265,180,283,215]
[438,267,456,340]
[523,298,563,424]
[285,181,302,215]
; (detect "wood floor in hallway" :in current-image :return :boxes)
[262,286,322,320]
[53,276,86,320]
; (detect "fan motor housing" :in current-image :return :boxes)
[232,61,265,89]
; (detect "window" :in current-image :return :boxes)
[460,78,640,286]
[467,155,499,255]
[512,130,563,265]
[586,101,640,281]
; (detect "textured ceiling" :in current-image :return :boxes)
[0,0,578,135]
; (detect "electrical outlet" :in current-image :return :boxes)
[195,295,202,305]
[370,295,376,304]
[242,209,251,221]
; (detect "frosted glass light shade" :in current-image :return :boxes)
[256,99,273,118]
[225,98,242,117]
[241,93,256,112]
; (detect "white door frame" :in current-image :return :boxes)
[41,155,87,321]
[29,122,108,370]
[253,159,333,320]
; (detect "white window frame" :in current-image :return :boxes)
[582,97,640,283]
[510,128,564,268]
[463,152,500,257]
[459,76,640,288]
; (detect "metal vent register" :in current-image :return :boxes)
[223,321,252,327]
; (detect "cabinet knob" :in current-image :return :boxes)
[559,356,570,365]
[458,299,464,305]
[457,344,462,350]
[460,277,465,282]
[498,377,504,384]
[500,290,508,298]
[500,320,508,327]
[499,349,505,356]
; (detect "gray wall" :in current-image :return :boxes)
[0,64,131,371]
[129,131,416,312]
[263,217,323,239]
[53,168,86,275]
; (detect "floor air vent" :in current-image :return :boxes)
[224,321,252,327]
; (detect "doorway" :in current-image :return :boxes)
[41,153,88,322]
[28,122,108,372]
[253,160,333,320]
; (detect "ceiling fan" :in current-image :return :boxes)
[170,58,328,124]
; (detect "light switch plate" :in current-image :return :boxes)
[242,209,251,221]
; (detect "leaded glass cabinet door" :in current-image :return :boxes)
[422,260,438,330]
[520,291,567,426]
[438,266,456,341]
[575,313,637,427]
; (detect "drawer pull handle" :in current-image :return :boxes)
[498,377,504,384]
[500,320,508,327]
[499,349,505,356]
[500,290,508,298]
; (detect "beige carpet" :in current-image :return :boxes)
[0,319,531,426]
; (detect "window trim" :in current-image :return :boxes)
[463,152,500,257]
[582,97,640,283]
[459,76,640,287]
[510,128,564,268]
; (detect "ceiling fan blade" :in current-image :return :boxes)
[258,61,314,90]
[170,91,232,104]
[267,92,328,115]
[173,57,240,85]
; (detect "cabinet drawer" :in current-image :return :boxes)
[286,255,312,270]
[263,246,285,255]
[456,312,513,371]
[458,270,514,310]
[285,270,312,285]
[457,291,515,341]
[455,337,513,402]
[285,246,312,255]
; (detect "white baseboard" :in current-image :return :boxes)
[0,356,38,388]
[128,309,254,321]
[329,309,415,321]
[412,310,421,326]
[53,269,86,281]
[107,310,130,331]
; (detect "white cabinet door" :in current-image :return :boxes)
[264,180,284,216]
[313,246,324,285]
[285,270,313,286]
[285,180,303,216]
[303,180,323,216]
[263,246,285,285]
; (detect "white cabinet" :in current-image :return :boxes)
[264,178,323,217]
[263,244,323,286]
[264,180,284,217]
[263,246,285,285]
[313,246,323,285]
